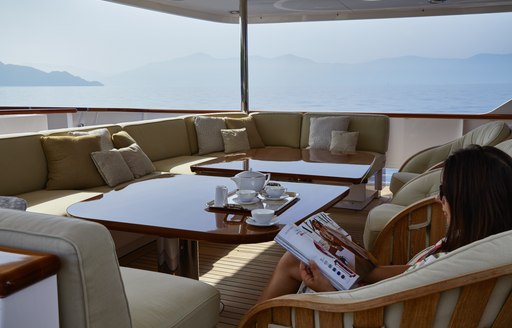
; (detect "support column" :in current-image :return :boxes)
[239,0,249,113]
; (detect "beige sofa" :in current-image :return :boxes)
[0,207,220,328]
[0,111,389,254]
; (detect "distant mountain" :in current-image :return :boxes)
[0,62,103,86]
[104,53,512,87]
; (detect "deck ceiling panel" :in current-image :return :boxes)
[105,0,512,23]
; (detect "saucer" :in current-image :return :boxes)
[246,217,279,226]
[260,193,288,201]
[232,196,260,205]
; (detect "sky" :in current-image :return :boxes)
[1,0,512,78]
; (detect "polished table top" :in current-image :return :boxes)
[190,148,375,184]
[67,174,349,244]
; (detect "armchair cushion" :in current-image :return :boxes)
[121,267,220,328]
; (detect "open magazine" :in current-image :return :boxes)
[274,212,376,290]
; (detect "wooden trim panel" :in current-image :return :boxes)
[0,246,60,298]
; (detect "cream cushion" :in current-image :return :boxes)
[225,117,265,148]
[221,128,250,153]
[308,116,350,150]
[316,230,512,327]
[122,267,220,328]
[91,150,134,187]
[330,131,359,153]
[40,135,105,190]
[194,116,226,155]
[112,131,137,148]
[118,144,155,178]
[69,128,114,151]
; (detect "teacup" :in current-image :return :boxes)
[265,185,286,198]
[236,189,257,202]
[251,208,275,224]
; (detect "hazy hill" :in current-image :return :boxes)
[104,53,512,87]
[0,62,103,86]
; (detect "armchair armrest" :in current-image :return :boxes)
[370,196,445,265]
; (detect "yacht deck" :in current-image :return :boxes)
[119,188,391,327]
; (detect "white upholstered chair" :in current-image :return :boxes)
[389,121,510,195]
[0,208,220,328]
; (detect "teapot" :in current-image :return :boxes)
[231,169,271,192]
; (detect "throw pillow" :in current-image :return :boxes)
[225,117,265,148]
[194,116,226,155]
[41,135,105,190]
[112,131,137,149]
[0,196,27,211]
[308,116,350,150]
[69,128,114,151]
[221,128,250,154]
[91,150,135,187]
[330,131,359,153]
[118,144,155,178]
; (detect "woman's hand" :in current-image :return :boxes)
[299,261,337,292]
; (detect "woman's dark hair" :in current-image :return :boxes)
[441,144,512,252]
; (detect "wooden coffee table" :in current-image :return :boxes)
[190,148,375,184]
[67,174,349,279]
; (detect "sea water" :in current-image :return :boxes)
[0,83,510,113]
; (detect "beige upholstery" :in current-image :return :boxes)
[120,118,192,161]
[390,121,510,194]
[300,113,390,154]
[364,168,442,249]
[0,133,48,195]
[0,208,220,328]
[251,112,303,148]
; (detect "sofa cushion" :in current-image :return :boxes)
[69,128,114,151]
[112,131,137,148]
[0,133,48,195]
[40,135,105,190]
[330,131,359,153]
[250,112,303,148]
[91,150,134,187]
[225,117,265,148]
[121,267,220,328]
[121,118,192,161]
[308,116,350,150]
[194,116,227,155]
[221,128,250,153]
[118,144,155,178]
[301,114,389,153]
[0,209,132,328]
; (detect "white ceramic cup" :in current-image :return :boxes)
[237,189,257,202]
[265,185,286,198]
[251,208,275,224]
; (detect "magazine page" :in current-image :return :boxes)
[298,212,375,265]
[275,223,359,290]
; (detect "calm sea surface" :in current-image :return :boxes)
[0,83,511,113]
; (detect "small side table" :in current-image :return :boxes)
[0,247,60,327]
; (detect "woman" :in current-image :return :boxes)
[259,145,512,301]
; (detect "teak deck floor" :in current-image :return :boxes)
[119,191,391,328]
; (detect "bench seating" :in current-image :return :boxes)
[0,111,389,255]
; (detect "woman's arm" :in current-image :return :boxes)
[362,265,410,284]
